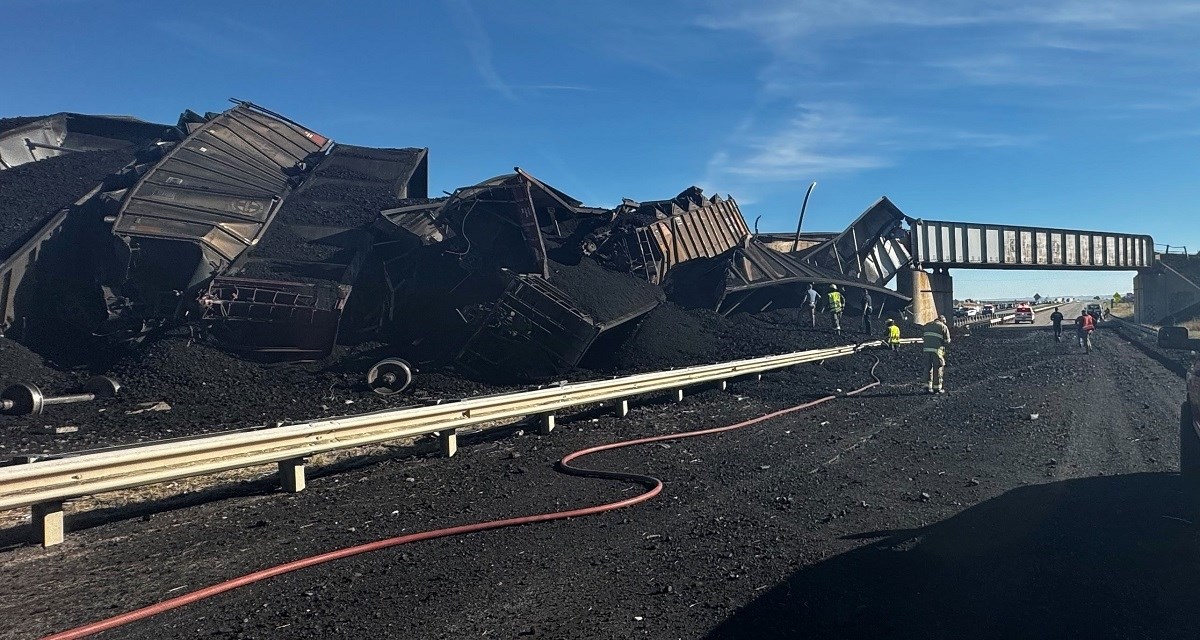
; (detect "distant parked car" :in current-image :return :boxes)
[1086,303,1103,321]
[954,307,969,318]
[982,304,995,315]
[1014,304,1035,324]
[965,307,979,317]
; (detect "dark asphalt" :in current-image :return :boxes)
[0,326,1189,640]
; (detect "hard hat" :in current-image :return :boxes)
[830,284,838,290]
[886,318,894,325]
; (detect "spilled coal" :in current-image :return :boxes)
[0,149,134,258]
[0,299,920,455]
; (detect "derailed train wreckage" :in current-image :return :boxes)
[0,101,914,387]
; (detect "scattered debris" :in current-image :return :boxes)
[124,401,171,415]
[38,425,78,434]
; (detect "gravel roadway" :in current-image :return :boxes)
[0,325,1190,640]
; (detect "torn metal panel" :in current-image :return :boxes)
[661,236,910,315]
[725,238,902,297]
[514,167,583,214]
[802,196,912,285]
[198,276,350,360]
[378,202,451,245]
[753,232,836,254]
[626,198,750,285]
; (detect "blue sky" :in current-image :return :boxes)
[4,0,1196,298]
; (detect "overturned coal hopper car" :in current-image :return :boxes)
[0,101,413,361]
[374,169,663,381]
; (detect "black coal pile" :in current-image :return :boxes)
[0,116,45,133]
[0,149,134,257]
[0,333,518,454]
[0,337,78,391]
[236,145,428,291]
[586,303,921,372]
[545,256,663,325]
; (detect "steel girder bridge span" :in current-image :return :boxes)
[794,199,1157,324]
[904,220,1154,323]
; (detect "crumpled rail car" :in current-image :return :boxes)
[198,276,352,359]
[220,143,428,359]
[97,100,332,340]
[584,189,749,285]
[456,270,658,381]
[0,113,167,170]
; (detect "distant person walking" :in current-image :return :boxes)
[1075,310,1095,354]
[827,285,845,334]
[804,284,819,327]
[862,291,874,335]
[1050,307,1064,342]
[886,318,901,351]
[923,315,951,393]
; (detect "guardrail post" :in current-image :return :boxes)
[674,389,684,402]
[756,373,763,381]
[31,501,65,547]
[615,400,629,418]
[539,413,556,434]
[278,458,307,493]
[718,380,728,391]
[439,429,458,457]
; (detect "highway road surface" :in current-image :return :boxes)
[993,301,1088,329]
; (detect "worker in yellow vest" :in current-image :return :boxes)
[922,315,951,393]
[827,284,845,334]
[886,318,901,350]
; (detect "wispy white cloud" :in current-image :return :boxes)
[699,1,1200,43]
[693,0,1200,196]
[703,103,1036,195]
[699,0,1200,89]
[154,18,282,65]
[713,104,893,181]
[441,0,516,101]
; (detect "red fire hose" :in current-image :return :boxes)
[43,358,883,639]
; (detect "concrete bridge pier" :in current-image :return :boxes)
[899,267,954,325]
[1134,262,1200,325]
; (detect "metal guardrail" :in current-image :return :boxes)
[1,338,920,545]
[1106,315,1157,337]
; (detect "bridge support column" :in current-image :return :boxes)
[900,268,954,325]
[929,269,954,322]
[1135,263,1200,325]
